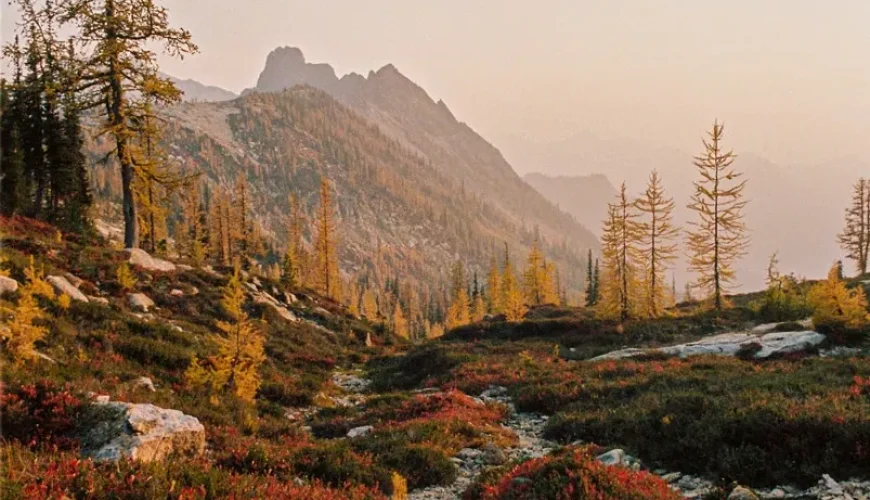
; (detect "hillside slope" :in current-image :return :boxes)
[250,47,597,255]
[89,86,591,298]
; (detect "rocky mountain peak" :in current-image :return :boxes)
[256,46,339,93]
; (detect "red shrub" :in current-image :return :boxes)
[473,446,679,500]
[0,380,86,450]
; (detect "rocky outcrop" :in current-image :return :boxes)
[591,329,826,362]
[252,291,298,322]
[82,401,205,462]
[346,425,373,438]
[47,275,89,302]
[0,276,19,296]
[126,248,176,272]
[128,293,155,312]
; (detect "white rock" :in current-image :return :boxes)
[253,291,298,322]
[63,272,84,288]
[592,330,826,361]
[347,425,373,438]
[134,376,156,392]
[87,296,110,306]
[47,275,89,302]
[170,289,184,296]
[596,448,626,466]
[0,276,20,296]
[82,401,205,462]
[128,293,155,312]
[126,248,176,272]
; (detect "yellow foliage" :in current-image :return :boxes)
[116,262,138,291]
[502,252,527,322]
[471,293,486,322]
[2,258,52,364]
[187,269,266,403]
[57,294,71,310]
[391,472,408,500]
[392,303,409,339]
[597,185,643,321]
[808,263,869,332]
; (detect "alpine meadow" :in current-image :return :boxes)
[1,2,869,500]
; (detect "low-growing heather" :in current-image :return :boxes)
[465,445,679,500]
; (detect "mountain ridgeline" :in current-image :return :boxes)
[89,84,592,302]
[249,47,597,250]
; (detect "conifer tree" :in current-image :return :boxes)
[282,193,305,288]
[808,262,869,332]
[15,0,199,247]
[523,240,545,306]
[501,244,527,321]
[362,288,379,321]
[541,259,559,305]
[446,260,471,329]
[179,178,206,265]
[686,121,749,311]
[392,302,409,339]
[837,178,870,275]
[584,249,595,307]
[597,184,643,321]
[471,291,486,322]
[636,170,679,317]
[232,174,252,264]
[209,268,265,402]
[314,177,340,299]
[1,257,53,363]
[0,78,27,216]
[486,255,502,314]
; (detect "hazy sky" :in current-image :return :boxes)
[3,1,869,166]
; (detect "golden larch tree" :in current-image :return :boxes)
[597,184,643,321]
[282,193,306,288]
[1,257,53,363]
[392,302,409,339]
[838,178,870,275]
[522,240,545,306]
[186,267,265,402]
[686,121,749,311]
[486,255,502,314]
[501,245,527,321]
[314,177,340,300]
[636,170,680,317]
[446,260,471,329]
[807,262,869,332]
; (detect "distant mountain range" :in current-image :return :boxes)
[89,48,601,298]
[163,73,238,103]
[523,173,616,238]
[504,133,865,291]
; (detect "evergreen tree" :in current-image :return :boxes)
[837,178,870,275]
[808,262,869,332]
[282,193,305,288]
[636,170,679,317]
[232,174,252,264]
[16,0,199,247]
[686,121,749,311]
[0,78,27,216]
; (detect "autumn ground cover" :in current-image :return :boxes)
[371,303,870,489]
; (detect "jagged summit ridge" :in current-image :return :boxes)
[250,46,598,251]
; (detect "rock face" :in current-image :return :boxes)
[252,291,298,322]
[46,275,89,302]
[346,425,373,438]
[128,293,155,312]
[82,402,205,462]
[591,329,826,361]
[0,276,20,296]
[126,248,176,272]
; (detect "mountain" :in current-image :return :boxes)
[523,173,617,238]
[501,133,865,291]
[248,47,597,255]
[88,85,592,302]
[164,74,238,103]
